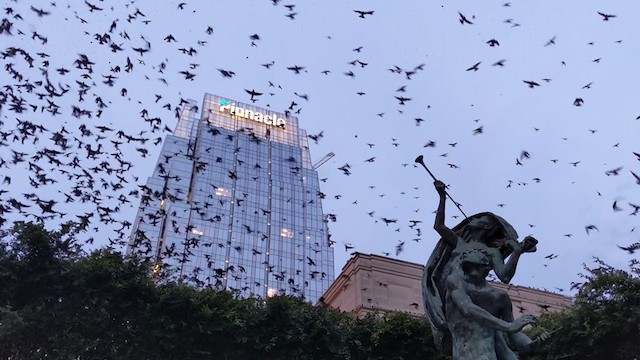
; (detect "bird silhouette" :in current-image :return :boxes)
[597,12,617,21]
[458,12,473,25]
[353,10,374,19]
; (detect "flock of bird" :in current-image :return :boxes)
[1,1,639,296]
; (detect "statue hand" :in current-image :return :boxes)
[535,330,551,343]
[509,314,537,332]
[521,236,538,253]
[433,180,447,197]
[527,329,552,349]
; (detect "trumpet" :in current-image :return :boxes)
[415,155,468,219]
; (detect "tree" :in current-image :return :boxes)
[8,223,639,359]
[348,312,447,360]
[524,258,640,360]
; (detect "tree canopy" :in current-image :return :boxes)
[1,222,638,359]
[0,222,447,359]
[523,258,640,360]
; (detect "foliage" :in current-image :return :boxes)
[523,258,640,360]
[2,223,637,359]
[0,222,444,359]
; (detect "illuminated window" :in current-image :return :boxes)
[215,187,230,196]
[280,228,293,238]
[160,199,166,209]
[267,288,277,298]
[191,228,204,236]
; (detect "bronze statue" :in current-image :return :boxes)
[422,178,544,359]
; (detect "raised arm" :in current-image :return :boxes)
[492,244,522,284]
[433,180,458,247]
[492,236,538,283]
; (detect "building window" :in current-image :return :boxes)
[280,228,294,238]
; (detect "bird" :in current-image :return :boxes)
[613,201,624,212]
[85,0,103,12]
[605,166,623,176]
[217,69,235,78]
[30,6,51,17]
[458,12,473,25]
[286,65,305,74]
[585,225,599,235]
[353,10,374,19]
[466,62,481,72]
[486,39,500,47]
[597,12,617,21]
[395,96,411,105]
[523,80,540,88]
[544,36,557,46]
[244,89,263,101]
[380,217,398,226]
[492,59,506,67]
[617,242,640,254]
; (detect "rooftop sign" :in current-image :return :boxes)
[218,100,286,129]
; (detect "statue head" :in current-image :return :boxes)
[460,249,491,283]
[463,214,507,247]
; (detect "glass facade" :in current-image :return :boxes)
[127,93,334,303]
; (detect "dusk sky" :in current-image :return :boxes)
[1,0,639,295]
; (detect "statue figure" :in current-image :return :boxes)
[423,180,542,359]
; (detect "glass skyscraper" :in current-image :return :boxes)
[127,93,334,303]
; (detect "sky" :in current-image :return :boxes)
[1,0,639,296]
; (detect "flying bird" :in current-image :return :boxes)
[604,166,623,176]
[353,10,374,18]
[492,59,506,67]
[544,36,557,46]
[613,201,624,212]
[245,89,263,101]
[30,6,50,17]
[597,12,617,21]
[395,96,411,105]
[585,225,599,235]
[287,65,305,74]
[617,242,640,254]
[458,12,473,25]
[217,69,236,78]
[466,62,481,72]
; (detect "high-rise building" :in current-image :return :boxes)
[128,93,334,303]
